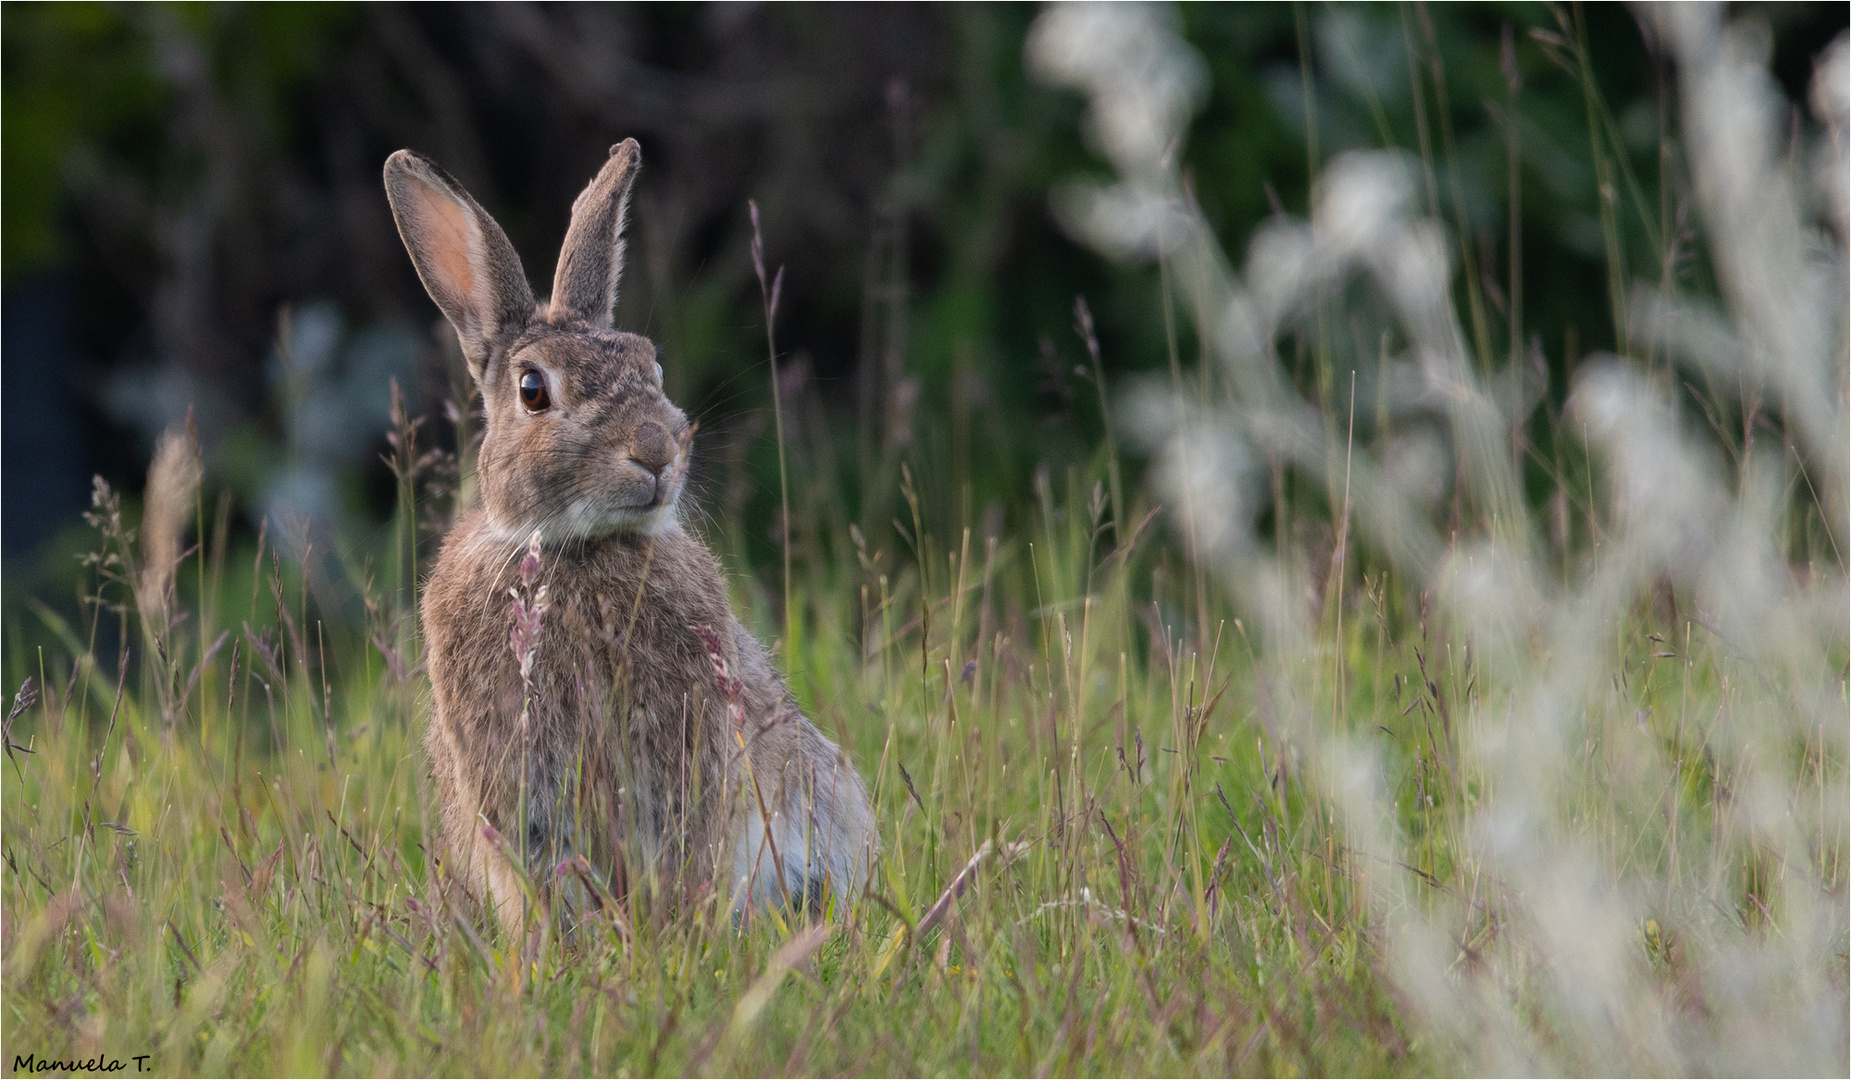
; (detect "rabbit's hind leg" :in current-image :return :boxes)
[729,804,811,916]
[729,746,872,918]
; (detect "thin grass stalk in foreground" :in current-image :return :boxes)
[750,200,795,657]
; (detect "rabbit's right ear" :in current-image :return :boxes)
[384,150,535,383]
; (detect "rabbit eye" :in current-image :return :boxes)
[519,370,550,411]
[652,361,663,385]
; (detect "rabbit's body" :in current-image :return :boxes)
[424,510,867,922]
[387,141,873,932]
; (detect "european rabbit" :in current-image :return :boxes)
[384,141,874,933]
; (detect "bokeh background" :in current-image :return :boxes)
[4,1,1844,610]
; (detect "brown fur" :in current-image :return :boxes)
[385,142,874,933]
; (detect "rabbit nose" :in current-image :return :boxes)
[631,421,675,476]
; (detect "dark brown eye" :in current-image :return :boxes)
[519,370,550,411]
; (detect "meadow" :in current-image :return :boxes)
[3,4,1847,1076]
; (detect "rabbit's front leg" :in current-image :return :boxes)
[464,735,576,936]
[512,752,630,936]
[429,744,529,936]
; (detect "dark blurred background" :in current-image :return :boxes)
[4,3,1844,605]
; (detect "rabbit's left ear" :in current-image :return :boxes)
[549,139,642,327]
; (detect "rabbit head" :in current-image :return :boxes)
[384,141,688,541]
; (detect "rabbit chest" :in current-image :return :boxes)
[421,509,750,869]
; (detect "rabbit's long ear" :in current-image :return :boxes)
[548,139,641,328]
[384,150,534,382]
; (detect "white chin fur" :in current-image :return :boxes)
[487,497,680,546]
[560,496,678,540]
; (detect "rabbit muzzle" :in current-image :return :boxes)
[630,420,675,476]
[611,457,676,511]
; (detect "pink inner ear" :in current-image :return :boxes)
[410,183,480,311]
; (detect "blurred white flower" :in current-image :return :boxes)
[1380,427,1451,510]
[1124,384,1263,564]
[1654,6,1848,520]
[1242,218,1313,333]
[1033,2,1848,1069]
[1437,540,1539,672]
[1374,221,1455,335]
[1048,180,1194,261]
[1809,33,1848,241]
[1313,151,1416,261]
[1570,361,1720,567]
[1026,2,1206,183]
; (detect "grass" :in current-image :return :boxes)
[2,443,1836,1075]
[4,4,1847,1075]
